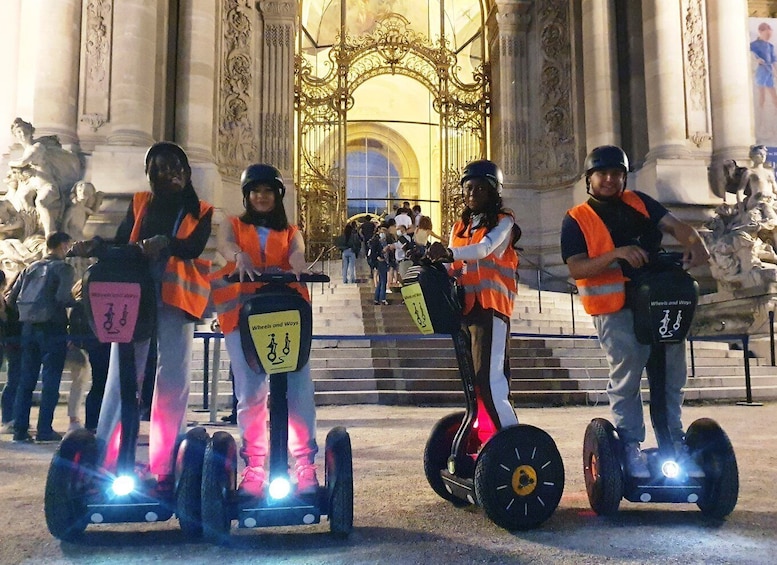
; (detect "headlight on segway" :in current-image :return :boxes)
[660,460,680,479]
[268,477,292,500]
[111,474,136,496]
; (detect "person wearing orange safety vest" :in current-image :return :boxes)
[211,163,318,500]
[71,142,213,498]
[560,145,709,479]
[427,159,523,447]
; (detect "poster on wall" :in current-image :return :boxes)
[750,17,777,149]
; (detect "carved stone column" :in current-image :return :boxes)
[257,1,297,214]
[176,0,217,163]
[30,0,81,145]
[642,0,690,159]
[107,0,157,146]
[581,0,620,148]
[490,0,531,180]
[706,0,753,165]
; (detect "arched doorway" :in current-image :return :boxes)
[295,5,490,256]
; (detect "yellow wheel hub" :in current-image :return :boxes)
[511,464,538,496]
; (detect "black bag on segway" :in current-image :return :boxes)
[81,245,157,343]
[401,263,462,335]
[626,255,698,345]
[238,283,313,375]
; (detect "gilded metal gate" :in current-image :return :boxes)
[295,12,489,257]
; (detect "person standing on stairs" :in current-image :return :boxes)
[560,145,709,479]
[211,163,319,498]
[335,220,361,284]
[426,159,523,446]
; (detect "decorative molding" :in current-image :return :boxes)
[79,0,112,133]
[533,0,576,182]
[257,0,296,19]
[683,0,708,111]
[217,0,257,179]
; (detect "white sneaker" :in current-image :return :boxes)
[0,420,14,434]
[674,441,705,478]
[624,442,651,478]
[67,421,84,433]
[295,464,319,495]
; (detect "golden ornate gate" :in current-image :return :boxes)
[295,13,489,257]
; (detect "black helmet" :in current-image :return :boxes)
[240,164,286,198]
[144,141,191,175]
[460,159,503,195]
[584,145,629,176]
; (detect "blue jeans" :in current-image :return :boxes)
[0,339,22,424]
[342,249,357,283]
[13,322,68,434]
[374,262,388,302]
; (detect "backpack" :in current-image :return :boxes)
[16,259,58,323]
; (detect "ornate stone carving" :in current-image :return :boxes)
[79,0,112,134]
[534,0,576,182]
[217,0,257,179]
[257,0,296,19]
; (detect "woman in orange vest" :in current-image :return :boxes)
[212,164,318,499]
[427,160,522,446]
[72,142,213,497]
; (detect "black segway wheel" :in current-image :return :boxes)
[44,428,99,541]
[325,426,353,537]
[175,426,209,538]
[424,411,469,506]
[685,418,739,519]
[201,431,237,543]
[583,418,623,516]
[474,424,565,530]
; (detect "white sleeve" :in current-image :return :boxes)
[450,216,514,261]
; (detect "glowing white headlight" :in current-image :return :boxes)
[112,475,136,496]
[661,460,680,479]
[268,477,291,500]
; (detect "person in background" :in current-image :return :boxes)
[211,163,319,498]
[0,269,22,434]
[335,220,361,284]
[427,160,522,445]
[7,231,76,443]
[368,222,390,305]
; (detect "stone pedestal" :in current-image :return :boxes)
[691,284,777,337]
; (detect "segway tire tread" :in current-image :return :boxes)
[325,426,353,537]
[686,418,739,519]
[424,411,469,506]
[176,427,209,538]
[583,418,623,516]
[201,431,237,544]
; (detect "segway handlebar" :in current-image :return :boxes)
[618,250,686,271]
[224,271,330,284]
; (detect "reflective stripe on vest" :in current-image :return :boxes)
[450,213,519,318]
[129,192,213,318]
[567,190,649,315]
[211,219,310,335]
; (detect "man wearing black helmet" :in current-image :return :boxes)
[427,159,522,446]
[211,163,318,499]
[560,145,708,478]
[71,142,213,496]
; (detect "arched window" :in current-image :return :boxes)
[346,147,401,218]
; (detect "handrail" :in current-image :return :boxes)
[517,251,579,333]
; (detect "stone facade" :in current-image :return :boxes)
[0,1,769,286]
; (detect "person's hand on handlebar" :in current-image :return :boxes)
[68,237,102,258]
[233,251,260,282]
[139,235,170,260]
[613,244,649,269]
[427,241,454,263]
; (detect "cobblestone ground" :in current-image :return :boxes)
[1,402,776,565]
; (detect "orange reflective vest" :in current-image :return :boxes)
[129,192,213,319]
[450,213,519,318]
[567,190,649,315]
[211,219,310,334]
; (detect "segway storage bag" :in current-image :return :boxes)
[81,245,157,343]
[239,284,313,375]
[627,261,698,345]
[401,263,462,335]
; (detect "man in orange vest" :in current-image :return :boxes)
[428,160,522,446]
[72,142,213,497]
[560,145,708,478]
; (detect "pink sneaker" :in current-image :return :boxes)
[238,466,266,498]
[296,464,319,495]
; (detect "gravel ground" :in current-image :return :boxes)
[1,401,775,565]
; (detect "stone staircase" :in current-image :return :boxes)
[10,259,777,412]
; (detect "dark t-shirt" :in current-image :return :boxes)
[560,191,668,279]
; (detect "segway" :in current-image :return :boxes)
[201,272,353,543]
[44,244,209,540]
[401,261,565,530]
[583,252,739,518]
